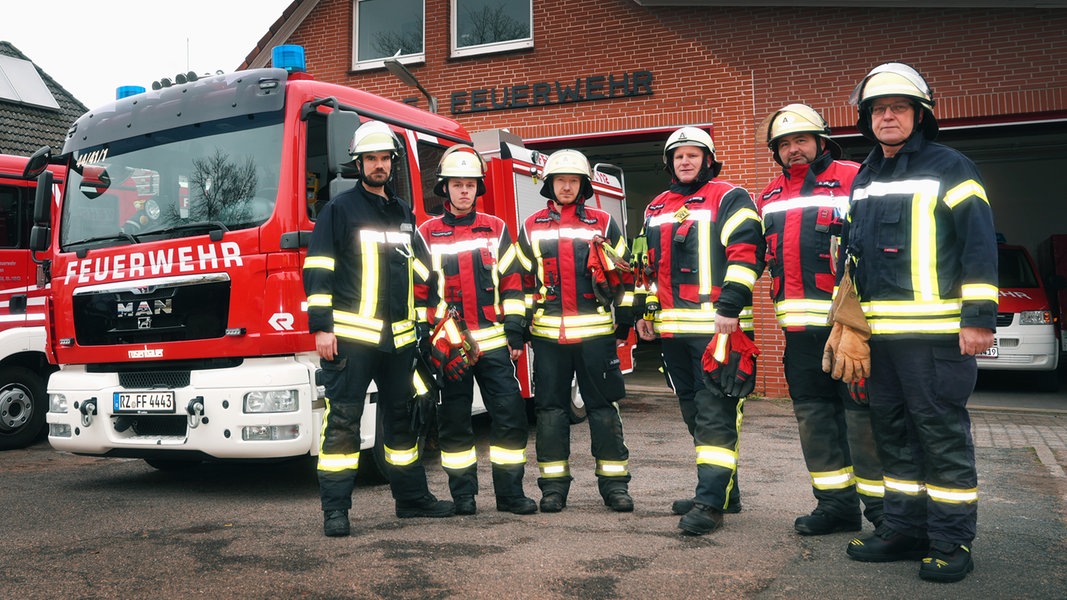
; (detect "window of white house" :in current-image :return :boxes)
[451,0,533,58]
[352,0,425,70]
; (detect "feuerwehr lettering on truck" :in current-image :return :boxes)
[64,241,243,285]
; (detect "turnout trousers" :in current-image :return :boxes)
[317,340,432,511]
[531,335,630,499]
[661,335,743,512]
[437,346,530,499]
[868,339,979,545]
[784,331,884,524]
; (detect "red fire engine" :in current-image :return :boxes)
[0,149,63,450]
[31,46,630,471]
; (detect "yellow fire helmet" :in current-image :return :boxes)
[433,145,487,198]
[539,149,594,201]
[849,62,938,141]
[758,103,841,165]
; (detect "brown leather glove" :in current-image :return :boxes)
[824,322,871,383]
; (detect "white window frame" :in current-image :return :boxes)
[351,0,426,71]
[450,0,533,59]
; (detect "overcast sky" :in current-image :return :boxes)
[5,1,295,110]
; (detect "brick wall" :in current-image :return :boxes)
[284,0,1067,397]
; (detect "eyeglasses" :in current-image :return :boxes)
[869,102,912,116]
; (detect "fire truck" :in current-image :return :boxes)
[32,46,630,471]
[0,149,63,450]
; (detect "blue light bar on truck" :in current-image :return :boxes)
[272,45,306,73]
[115,85,146,100]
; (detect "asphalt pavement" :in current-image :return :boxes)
[1,345,1064,599]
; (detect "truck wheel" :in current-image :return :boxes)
[0,366,48,450]
[144,458,201,471]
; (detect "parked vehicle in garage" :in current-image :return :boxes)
[978,242,1061,391]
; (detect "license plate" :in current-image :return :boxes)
[113,391,176,413]
[977,340,999,358]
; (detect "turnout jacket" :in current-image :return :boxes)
[634,179,763,336]
[414,209,525,352]
[515,200,632,343]
[303,183,422,351]
[757,152,858,331]
[838,134,998,338]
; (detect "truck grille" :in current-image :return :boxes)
[118,371,191,389]
[996,313,1015,327]
[72,275,230,346]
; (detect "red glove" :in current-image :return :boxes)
[719,331,759,398]
[847,378,869,405]
[702,330,760,398]
[428,317,471,383]
[701,332,731,388]
[440,346,470,383]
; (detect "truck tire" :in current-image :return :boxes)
[0,366,48,450]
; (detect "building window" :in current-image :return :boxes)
[451,0,532,58]
[353,0,425,70]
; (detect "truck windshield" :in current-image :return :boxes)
[60,112,284,252]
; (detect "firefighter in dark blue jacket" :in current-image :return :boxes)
[832,63,998,583]
[303,120,455,537]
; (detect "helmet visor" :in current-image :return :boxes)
[849,62,931,106]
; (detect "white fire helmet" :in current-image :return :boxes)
[849,62,938,141]
[433,145,487,198]
[663,126,722,180]
[348,120,401,160]
[758,103,841,166]
[539,149,594,201]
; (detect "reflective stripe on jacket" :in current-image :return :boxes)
[758,152,858,331]
[415,210,523,352]
[841,135,998,338]
[303,183,420,350]
[516,201,631,343]
[635,179,762,336]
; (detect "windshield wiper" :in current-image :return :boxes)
[68,232,140,258]
[143,221,230,241]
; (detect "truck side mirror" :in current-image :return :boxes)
[327,110,360,174]
[29,169,53,254]
[22,146,51,179]
[33,170,53,227]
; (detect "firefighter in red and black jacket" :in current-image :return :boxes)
[515,149,635,514]
[303,121,455,537]
[633,127,763,536]
[756,104,885,537]
[414,145,537,516]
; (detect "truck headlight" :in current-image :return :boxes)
[50,393,68,414]
[242,425,300,441]
[1020,310,1052,325]
[244,390,298,413]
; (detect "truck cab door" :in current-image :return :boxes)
[0,183,36,324]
